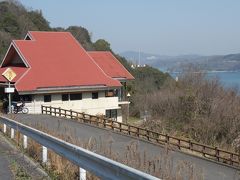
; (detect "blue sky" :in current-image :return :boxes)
[19,0,240,56]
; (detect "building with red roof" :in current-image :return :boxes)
[0,31,134,122]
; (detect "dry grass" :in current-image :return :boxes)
[133,68,240,152]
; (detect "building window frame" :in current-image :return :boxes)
[105,89,118,97]
[105,109,117,121]
[44,95,51,102]
[70,93,82,101]
[62,94,69,101]
[92,92,98,99]
[21,95,32,102]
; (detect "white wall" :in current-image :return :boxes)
[117,109,122,122]
[25,91,122,122]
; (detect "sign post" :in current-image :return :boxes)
[8,81,11,113]
[2,68,16,113]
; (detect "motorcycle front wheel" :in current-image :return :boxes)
[22,108,29,114]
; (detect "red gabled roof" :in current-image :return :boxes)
[0,31,121,92]
[88,51,134,80]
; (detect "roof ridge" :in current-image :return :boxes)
[88,51,111,53]
[29,31,69,33]
[13,40,33,42]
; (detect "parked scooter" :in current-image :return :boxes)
[13,101,29,114]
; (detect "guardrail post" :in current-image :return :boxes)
[103,118,106,128]
[49,106,52,115]
[146,130,150,141]
[58,107,61,116]
[166,134,169,144]
[96,117,99,126]
[230,153,233,165]
[178,139,181,149]
[41,105,43,114]
[189,140,192,150]
[111,121,114,130]
[10,128,14,139]
[42,146,48,163]
[202,146,206,157]
[137,128,140,137]
[54,107,57,116]
[23,135,27,149]
[70,109,73,119]
[215,147,219,161]
[3,124,6,133]
[79,167,86,180]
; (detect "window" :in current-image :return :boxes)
[62,93,83,101]
[105,89,118,97]
[70,93,82,100]
[62,94,69,101]
[92,92,98,99]
[44,95,51,102]
[105,109,117,120]
[12,95,32,102]
[21,95,32,102]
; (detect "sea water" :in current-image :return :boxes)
[207,71,240,88]
[167,70,240,89]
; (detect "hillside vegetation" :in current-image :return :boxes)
[0,1,94,59]
[137,67,240,151]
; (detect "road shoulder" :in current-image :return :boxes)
[0,132,50,179]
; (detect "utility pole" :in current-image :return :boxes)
[138,49,141,66]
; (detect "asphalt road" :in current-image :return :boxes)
[4,114,240,180]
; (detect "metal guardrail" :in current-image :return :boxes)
[0,116,159,180]
[42,105,240,168]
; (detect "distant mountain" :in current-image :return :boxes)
[120,51,240,72]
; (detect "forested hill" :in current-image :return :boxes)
[0,1,171,92]
[0,1,94,59]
